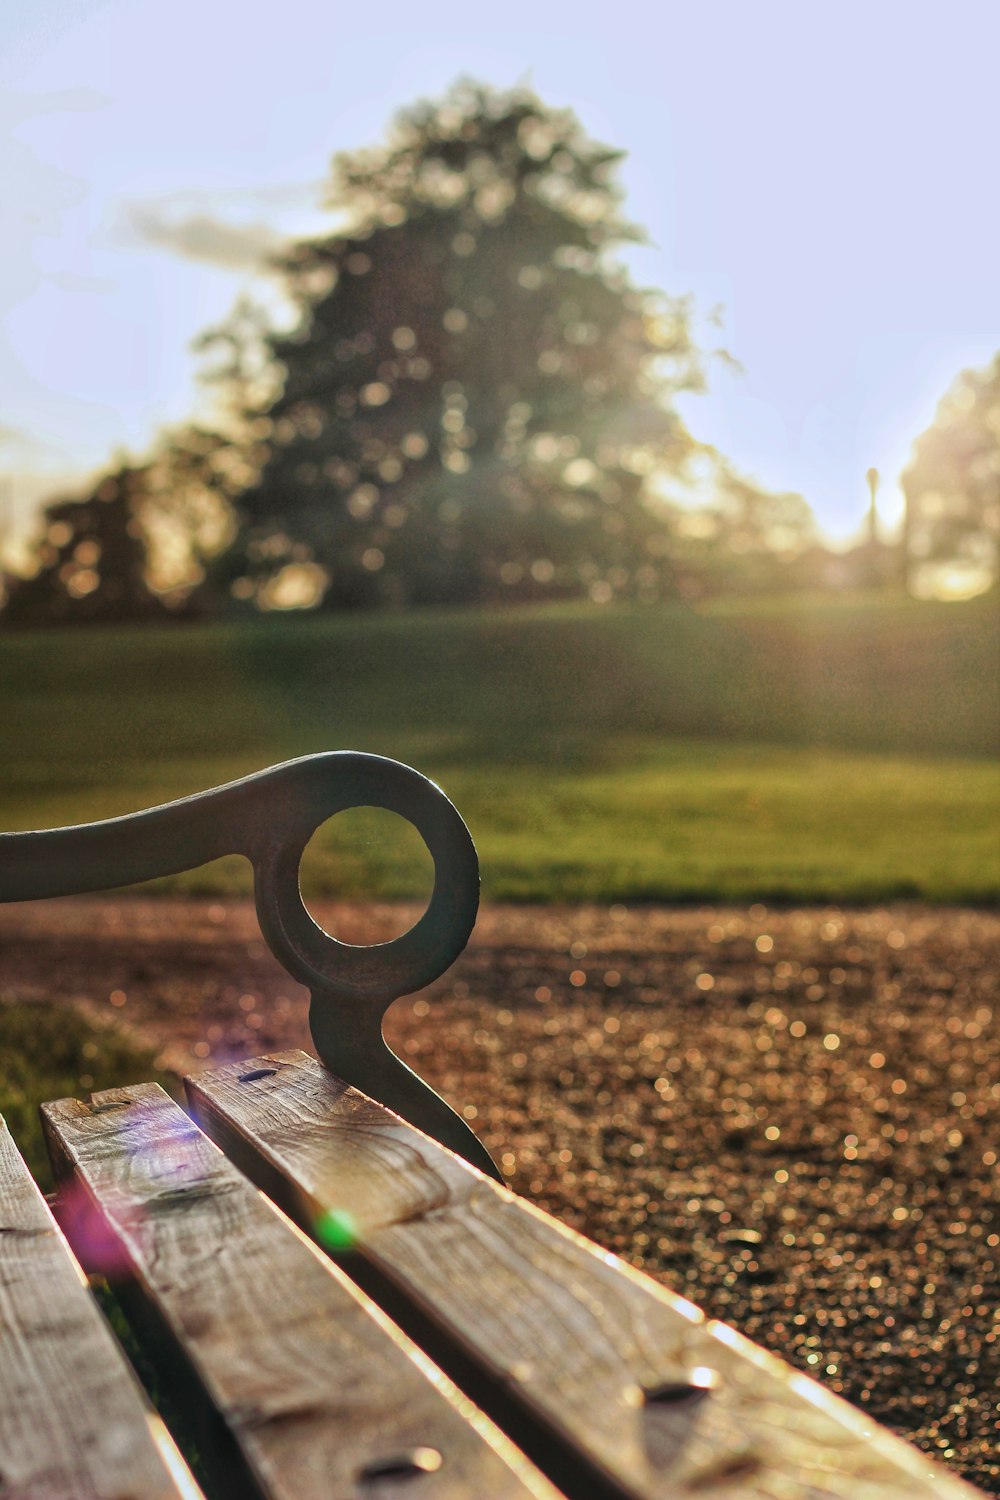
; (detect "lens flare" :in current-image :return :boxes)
[313,1207,358,1251]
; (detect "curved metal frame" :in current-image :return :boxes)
[0,752,500,1180]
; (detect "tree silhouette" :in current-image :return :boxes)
[901,353,1000,593]
[224,81,707,608]
[2,464,166,626]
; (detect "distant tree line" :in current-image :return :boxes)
[900,352,1000,594]
[2,83,996,626]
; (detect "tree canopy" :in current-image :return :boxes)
[2,79,823,626]
[902,352,1000,593]
[224,81,708,608]
[1,464,166,627]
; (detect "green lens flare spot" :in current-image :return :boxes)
[314,1208,358,1250]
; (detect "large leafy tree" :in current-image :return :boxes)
[901,353,1000,593]
[225,81,707,608]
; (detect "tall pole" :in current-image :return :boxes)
[865,466,879,547]
[864,467,882,590]
[899,476,912,595]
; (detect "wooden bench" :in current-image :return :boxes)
[0,755,984,1498]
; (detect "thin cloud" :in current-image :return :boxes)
[122,202,284,270]
[0,424,59,457]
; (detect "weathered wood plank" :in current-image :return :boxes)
[0,1113,201,1500]
[41,1083,557,1500]
[187,1050,985,1500]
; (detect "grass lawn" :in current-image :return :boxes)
[0,1002,171,1188]
[1,591,997,903]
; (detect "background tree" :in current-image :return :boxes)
[138,299,276,610]
[140,420,268,611]
[224,81,707,608]
[1,463,166,626]
[901,353,1000,593]
[670,462,814,596]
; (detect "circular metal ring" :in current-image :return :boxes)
[251,754,480,1008]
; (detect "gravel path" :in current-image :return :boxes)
[1,897,997,1493]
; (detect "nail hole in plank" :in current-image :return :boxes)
[359,1446,443,1482]
[644,1366,719,1405]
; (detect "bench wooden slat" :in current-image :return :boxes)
[187,1050,981,1500]
[0,1115,201,1500]
[42,1084,556,1500]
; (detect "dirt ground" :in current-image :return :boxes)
[1,896,997,1494]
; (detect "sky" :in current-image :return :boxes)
[2,0,998,547]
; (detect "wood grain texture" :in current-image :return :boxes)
[0,1114,199,1500]
[41,1084,555,1500]
[187,1050,985,1500]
